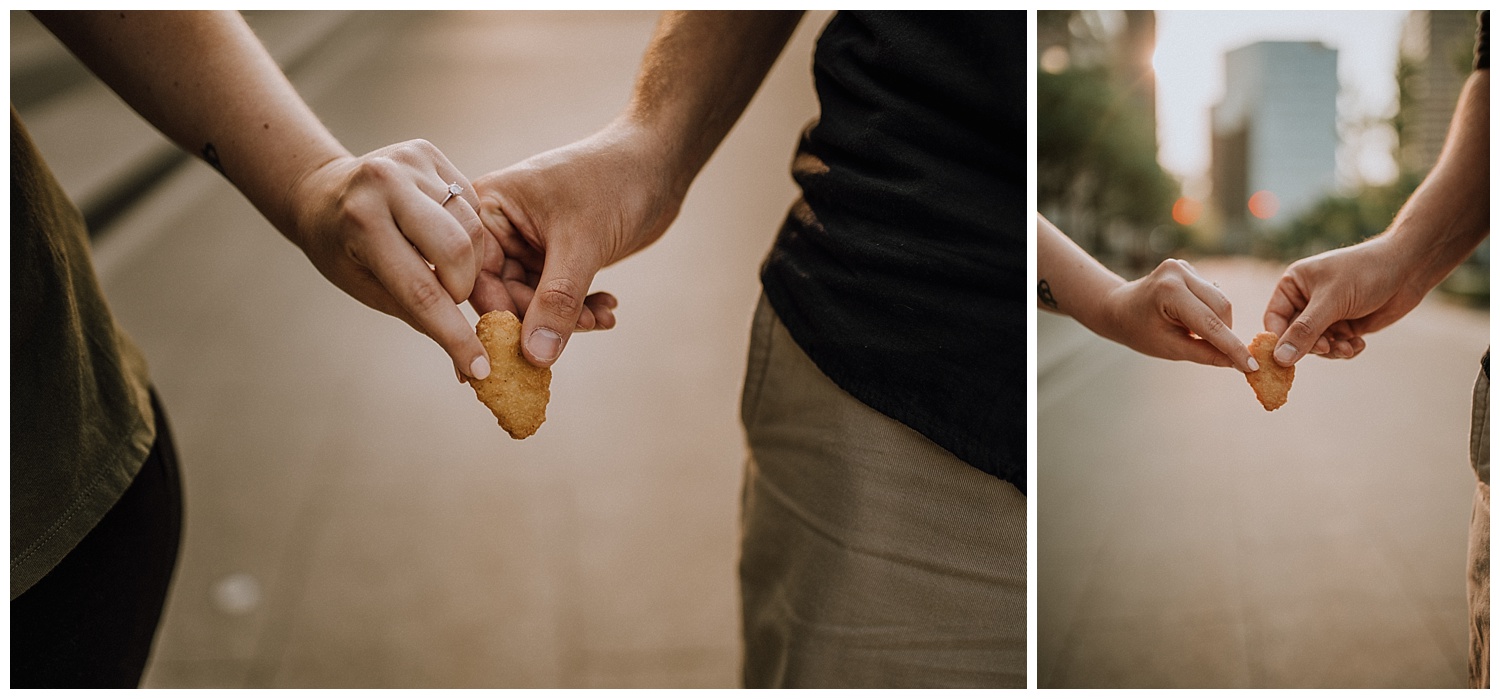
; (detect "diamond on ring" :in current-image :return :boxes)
[440,182,462,206]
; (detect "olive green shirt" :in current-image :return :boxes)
[11,108,155,599]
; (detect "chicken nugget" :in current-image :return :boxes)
[469,310,550,438]
[1245,331,1294,411]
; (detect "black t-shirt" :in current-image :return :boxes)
[759,11,1026,490]
[1476,10,1488,71]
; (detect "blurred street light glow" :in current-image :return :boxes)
[1248,190,1280,220]
[1171,196,1204,225]
[1041,45,1070,74]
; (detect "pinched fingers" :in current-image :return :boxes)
[354,222,491,380]
[1320,321,1364,359]
[1132,259,1248,372]
[1178,277,1257,374]
[1264,271,1346,367]
[337,141,490,379]
[497,258,618,331]
[1277,306,1338,366]
[471,248,618,333]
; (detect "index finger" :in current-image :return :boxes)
[1263,274,1306,338]
[361,223,491,380]
[1174,286,1256,373]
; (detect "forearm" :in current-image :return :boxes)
[36,11,347,241]
[1036,214,1124,334]
[1384,70,1489,290]
[623,10,802,195]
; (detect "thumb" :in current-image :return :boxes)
[520,241,600,368]
[1274,294,1340,367]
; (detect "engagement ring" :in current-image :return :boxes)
[440,182,462,206]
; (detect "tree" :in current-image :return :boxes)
[1038,65,1179,267]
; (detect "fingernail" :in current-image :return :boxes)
[469,354,491,381]
[1246,357,1260,373]
[528,328,562,363]
[1274,343,1296,366]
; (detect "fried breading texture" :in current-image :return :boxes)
[1245,331,1294,411]
[470,310,550,438]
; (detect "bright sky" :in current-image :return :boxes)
[1153,10,1408,195]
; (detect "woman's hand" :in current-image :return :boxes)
[1093,259,1259,373]
[1037,214,1254,372]
[285,139,493,381]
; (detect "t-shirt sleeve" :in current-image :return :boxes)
[1476,10,1489,71]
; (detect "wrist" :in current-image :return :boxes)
[1373,221,1468,296]
[278,150,351,251]
[611,111,701,202]
[1070,276,1129,343]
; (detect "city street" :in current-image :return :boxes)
[13,9,1488,690]
[1039,257,1488,688]
[22,11,829,687]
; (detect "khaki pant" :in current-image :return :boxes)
[1470,356,1489,688]
[737,295,1026,688]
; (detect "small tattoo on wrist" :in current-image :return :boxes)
[1038,279,1058,309]
[201,142,225,176]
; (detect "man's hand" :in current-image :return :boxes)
[470,121,683,366]
[1261,236,1419,366]
[468,11,801,368]
[1264,70,1487,368]
[286,139,494,381]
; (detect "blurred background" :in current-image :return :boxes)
[1039,10,1489,688]
[12,10,831,687]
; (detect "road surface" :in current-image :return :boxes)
[1039,257,1487,688]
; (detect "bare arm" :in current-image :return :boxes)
[36,11,494,380]
[36,11,342,235]
[1389,70,1490,287]
[627,11,805,197]
[1038,213,1256,372]
[1264,70,1489,366]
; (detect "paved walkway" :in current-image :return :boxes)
[38,11,830,688]
[1039,257,1487,688]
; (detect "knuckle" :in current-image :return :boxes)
[537,278,584,316]
[335,195,377,231]
[406,277,450,314]
[434,229,473,265]
[1289,315,1318,338]
[1200,313,1227,335]
[393,138,440,165]
[352,157,400,187]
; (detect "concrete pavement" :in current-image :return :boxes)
[1039,257,1487,688]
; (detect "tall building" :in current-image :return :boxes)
[1210,41,1337,251]
[1117,11,1158,151]
[1397,11,1479,176]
